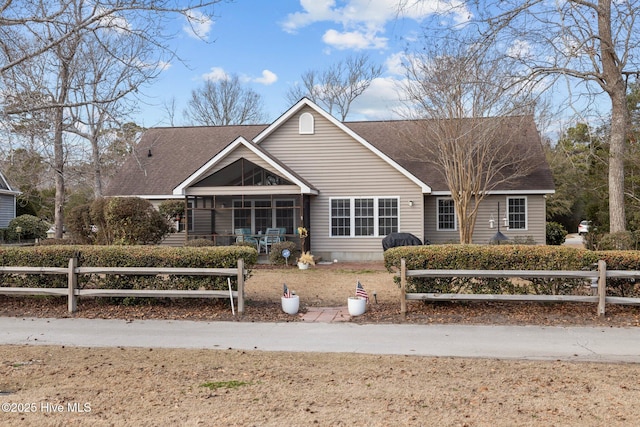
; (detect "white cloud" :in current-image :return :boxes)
[253,70,278,85]
[183,10,214,40]
[385,52,409,76]
[282,0,338,33]
[322,29,387,50]
[282,0,471,49]
[202,67,229,82]
[507,39,533,60]
[349,76,406,120]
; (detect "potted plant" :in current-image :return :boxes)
[297,251,315,270]
[281,283,299,314]
[348,281,368,316]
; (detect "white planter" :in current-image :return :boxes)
[281,295,300,314]
[347,297,367,316]
[297,262,309,270]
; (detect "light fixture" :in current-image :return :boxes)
[408,200,414,207]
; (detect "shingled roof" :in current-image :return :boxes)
[105,115,554,197]
[345,115,554,193]
[104,124,268,197]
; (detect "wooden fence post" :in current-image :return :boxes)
[68,257,78,313]
[400,258,407,316]
[597,259,606,317]
[237,258,244,315]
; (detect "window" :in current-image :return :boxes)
[437,198,456,231]
[331,199,351,236]
[331,197,399,237]
[299,112,314,134]
[378,198,398,235]
[232,199,296,234]
[354,198,374,236]
[507,197,527,230]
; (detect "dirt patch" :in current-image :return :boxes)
[2,262,640,426]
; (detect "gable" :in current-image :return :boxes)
[173,136,317,196]
[193,158,294,187]
[255,99,431,193]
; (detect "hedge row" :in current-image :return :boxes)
[384,245,640,297]
[0,245,257,292]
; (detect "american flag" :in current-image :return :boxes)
[283,283,292,298]
[356,281,368,302]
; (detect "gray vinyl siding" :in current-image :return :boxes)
[260,107,424,261]
[0,194,16,228]
[425,194,547,245]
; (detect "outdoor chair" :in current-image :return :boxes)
[258,228,281,254]
[235,228,258,249]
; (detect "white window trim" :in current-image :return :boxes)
[329,196,400,238]
[299,112,314,135]
[506,196,528,231]
[436,197,457,231]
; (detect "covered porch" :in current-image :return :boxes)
[177,193,311,254]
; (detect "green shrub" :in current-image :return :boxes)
[67,203,95,244]
[185,238,215,247]
[37,238,77,246]
[105,197,172,245]
[6,215,48,242]
[588,231,638,251]
[158,200,185,219]
[0,245,257,291]
[546,222,568,245]
[593,250,640,297]
[384,245,599,295]
[268,241,298,265]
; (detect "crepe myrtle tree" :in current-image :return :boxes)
[414,0,640,233]
[400,38,541,244]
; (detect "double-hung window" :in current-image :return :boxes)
[331,197,399,237]
[437,198,456,231]
[507,197,527,230]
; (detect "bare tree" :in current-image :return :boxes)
[183,75,266,126]
[401,40,541,243]
[286,53,382,121]
[438,0,640,233]
[1,0,222,238]
[66,32,156,198]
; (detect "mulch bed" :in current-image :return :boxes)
[2,295,640,327]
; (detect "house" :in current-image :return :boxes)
[104,99,555,261]
[0,168,19,228]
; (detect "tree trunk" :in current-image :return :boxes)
[599,0,627,233]
[53,110,65,239]
[91,134,103,198]
[609,93,628,233]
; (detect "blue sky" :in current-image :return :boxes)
[136,0,470,127]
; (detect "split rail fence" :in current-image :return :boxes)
[0,258,246,315]
[399,259,640,316]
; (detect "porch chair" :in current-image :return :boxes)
[235,228,258,250]
[258,228,281,254]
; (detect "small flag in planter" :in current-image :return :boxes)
[283,283,292,298]
[356,281,368,302]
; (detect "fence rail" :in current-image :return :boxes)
[0,258,246,315]
[399,259,640,316]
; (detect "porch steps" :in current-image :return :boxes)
[161,231,187,247]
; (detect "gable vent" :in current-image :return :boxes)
[299,112,314,135]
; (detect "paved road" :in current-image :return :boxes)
[1,317,639,363]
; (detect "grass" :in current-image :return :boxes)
[200,380,252,390]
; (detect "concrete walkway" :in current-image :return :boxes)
[1,316,640,363]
